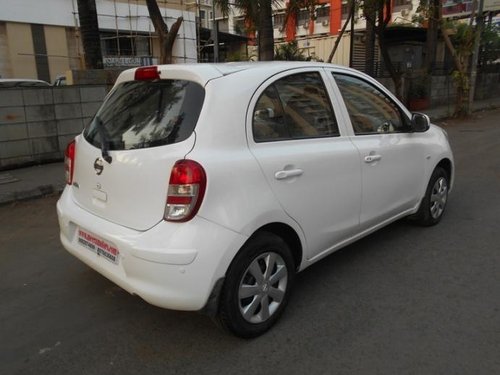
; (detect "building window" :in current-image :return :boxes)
[316,6,330,21]
[394,0,409,6]
[233,18,246,35]
[341,2,349,20]
[100,32,150,57]
[274,13,285,28]
[394,0,412,12]
[297,10,309,25]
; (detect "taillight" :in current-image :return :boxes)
[64,139,76,185]
[134,66,160,80]
[165,160,206,222]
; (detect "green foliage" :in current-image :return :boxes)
[451,22,475,56]
[274,41,323,61]
[442,20,474,117]
[481,24,500,64]
[274,41,308,61]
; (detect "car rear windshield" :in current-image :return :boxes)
[84,79,205,150]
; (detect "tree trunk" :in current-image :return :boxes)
[364,4,376,76]
[378,34,402,99]
[442,29,469,117]
[145,0,183,64]
[77,0,103,69]
[375,0,403,99]
[423,0,440,73]
[258,0,274,61]
[163,18,184,64]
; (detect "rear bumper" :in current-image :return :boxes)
[57,188,247,311]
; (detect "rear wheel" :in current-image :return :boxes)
[412,167,449,226]
[218,232,295,338]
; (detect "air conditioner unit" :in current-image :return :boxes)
[322,19,329,26]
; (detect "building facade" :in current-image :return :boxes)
[0,0,197,82]
[217,0,446,65]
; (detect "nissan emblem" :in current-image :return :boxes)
[94,158,104,175]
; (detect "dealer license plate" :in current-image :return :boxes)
[77,228,120,265]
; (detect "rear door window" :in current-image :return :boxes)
[84,80,205,150]
[253,72,339,142]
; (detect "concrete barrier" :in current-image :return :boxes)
[0,85,107,170]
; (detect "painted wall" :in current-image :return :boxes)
[5,23,37,79]
[45,26,72,82]
[0,85,107,169]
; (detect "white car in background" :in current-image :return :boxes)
[0,78,50,88]
[57,62,454,338]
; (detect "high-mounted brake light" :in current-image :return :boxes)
[134,66,160,81]
[64,139,76,185]
[165,160,207,222]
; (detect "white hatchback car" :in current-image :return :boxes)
[57,62,453,337]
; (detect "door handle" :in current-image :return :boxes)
[274,169,304,180]
[364,155,382,163]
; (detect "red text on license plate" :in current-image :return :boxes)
[77,229,119,264]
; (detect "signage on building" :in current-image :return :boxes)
[443,0,500,17]
[484,0,500,12]
[103,56,158,68]
[442,0,474,17]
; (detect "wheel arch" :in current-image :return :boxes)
[436,158,452,181]
[435,157,453,191]
[253,222,303,272]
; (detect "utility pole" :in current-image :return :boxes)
[349,2,354,68]
[468,0,485,115]
[211,1,219,62]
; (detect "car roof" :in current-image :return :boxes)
[116,62,356,88]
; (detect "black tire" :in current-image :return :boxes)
[411,167,449,226]
[217,232,295,338]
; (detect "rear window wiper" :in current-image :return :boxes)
[95,116,113,164]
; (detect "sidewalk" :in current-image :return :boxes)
[1,96,499,206]
[0,162,65,205]
[426,96,500,122]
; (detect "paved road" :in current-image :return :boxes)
[1,109,499,375]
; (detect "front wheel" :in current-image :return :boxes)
[412,167,449,226]
[217,232,295,338]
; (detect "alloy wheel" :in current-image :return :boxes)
[430,176,448,219]
[238,252,288,324]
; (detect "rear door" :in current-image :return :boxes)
[71,78,205,231]
[247,69,361,260]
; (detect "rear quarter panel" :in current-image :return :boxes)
[187,72,307,260]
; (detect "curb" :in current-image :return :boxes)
[0,184,65,206]
[429,103,500,123]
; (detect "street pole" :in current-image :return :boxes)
[468,0,485,115]
[349,6,354,68]
[211,1,219,62]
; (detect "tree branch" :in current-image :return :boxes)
[328,2,354,63]
[146,0,169,35]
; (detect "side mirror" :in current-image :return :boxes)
[411,112,430,132]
